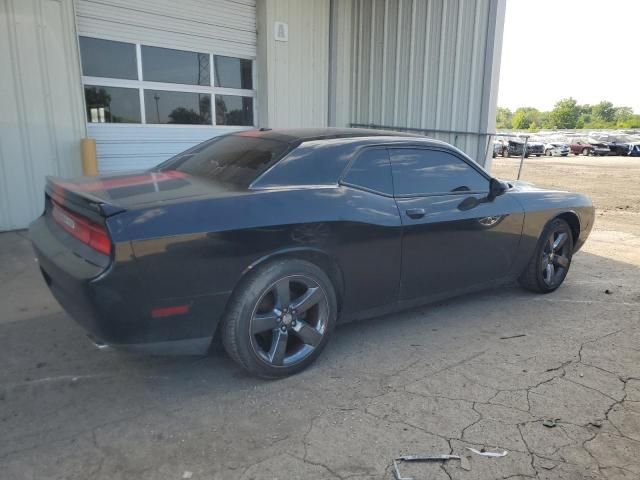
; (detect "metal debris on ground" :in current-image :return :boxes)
[398,454,461,461]
[392,453,461,479]
[392,459,413,480]
[543,418,560,428]
[465,447,509,457]
[499,334,527,340]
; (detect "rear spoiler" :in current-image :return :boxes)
[45,177,126,222]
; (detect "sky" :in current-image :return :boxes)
[498,0,640,113]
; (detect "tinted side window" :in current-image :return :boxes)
[342,149,393,195]
[389,148,488,196]
[254,140,355,188]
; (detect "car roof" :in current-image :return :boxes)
[232,127,452,148]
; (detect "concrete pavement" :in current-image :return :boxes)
[1,224,639,479]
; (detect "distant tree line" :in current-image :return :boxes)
[496,99,640,131]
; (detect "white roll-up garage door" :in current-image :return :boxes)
[75,0,257,173]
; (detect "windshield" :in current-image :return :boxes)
[156,133,291,188]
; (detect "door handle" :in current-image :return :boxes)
[406,208,426,219]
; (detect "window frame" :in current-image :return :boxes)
[339,146,395,197]
[79,35,257,127]
[388,145,491,198]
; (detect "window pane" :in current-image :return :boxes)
[79,37,137,80]
[145,90,211,125]
[158,134,289,188]
[214,56,252,89]
[142,46,210,86]
[389,149,488,196]
[343,149,393,195]
[84,85,141,123]
[215,95,253,126]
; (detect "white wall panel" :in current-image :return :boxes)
[334,0,506,166]
[0,0,85,230]
[257,0,330,128]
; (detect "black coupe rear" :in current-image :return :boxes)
[30,128,594,377]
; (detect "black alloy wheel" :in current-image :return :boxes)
[519,218,574,293]
[221,259,337,378]
[249,275,329,367]
[540,228,572,288]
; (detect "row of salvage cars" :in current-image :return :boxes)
[493,133,640,158]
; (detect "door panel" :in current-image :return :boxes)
[388,146,524,300]
[396,193,524,299]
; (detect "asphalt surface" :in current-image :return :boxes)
[1,158,639,479]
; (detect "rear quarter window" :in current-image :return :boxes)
[252,139,355,188]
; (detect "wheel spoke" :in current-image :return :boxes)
[553,254,570,269]
[292,320,323,347]
[552,232,568,251]
[545,236,554,253]
[268,329,288,365]
[290,287,323,314]
[274,278,291,308]
[545,263,555,283]
[252,310,279,334]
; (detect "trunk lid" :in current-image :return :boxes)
[46,170,236,214]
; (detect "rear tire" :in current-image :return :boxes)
[221,259,337,378]
[518,218,574,293]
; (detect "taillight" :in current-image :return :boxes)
[51,202,111,256]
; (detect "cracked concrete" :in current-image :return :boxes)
[2,158,640,479]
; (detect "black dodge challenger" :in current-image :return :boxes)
[30,128,594,377]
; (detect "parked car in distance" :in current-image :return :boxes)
[606,141,637,156]
[545,142,570,157]
[569,139,610,156]
[492,139,503,158]
[629,143,640,157]
[29,128,595,378]
[501,139,544,158]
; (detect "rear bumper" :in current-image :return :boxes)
[30,215,227,355]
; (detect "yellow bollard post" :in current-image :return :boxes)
[81,138,98,176]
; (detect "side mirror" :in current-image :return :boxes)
[488,178,507,201]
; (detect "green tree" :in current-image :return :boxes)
[496,107,513,129]
[592,101,616,123]
[511,107,542,130]
[548,98,580,129]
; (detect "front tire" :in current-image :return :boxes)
[221,259,337,378]
[518,218,574,293]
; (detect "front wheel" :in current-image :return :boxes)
[519,218,574,293]
[221,259,337,378]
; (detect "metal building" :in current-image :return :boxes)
[0,0,506,231]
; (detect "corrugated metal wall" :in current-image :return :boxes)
[0,0,85,231]
[334,0,503,165]
[257,0,330,128]
[77,0,257,173]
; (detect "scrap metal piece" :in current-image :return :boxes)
[398,454,461,461]
[499,334,526,340]
[465,447,508,458]
[392,459,413,480]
